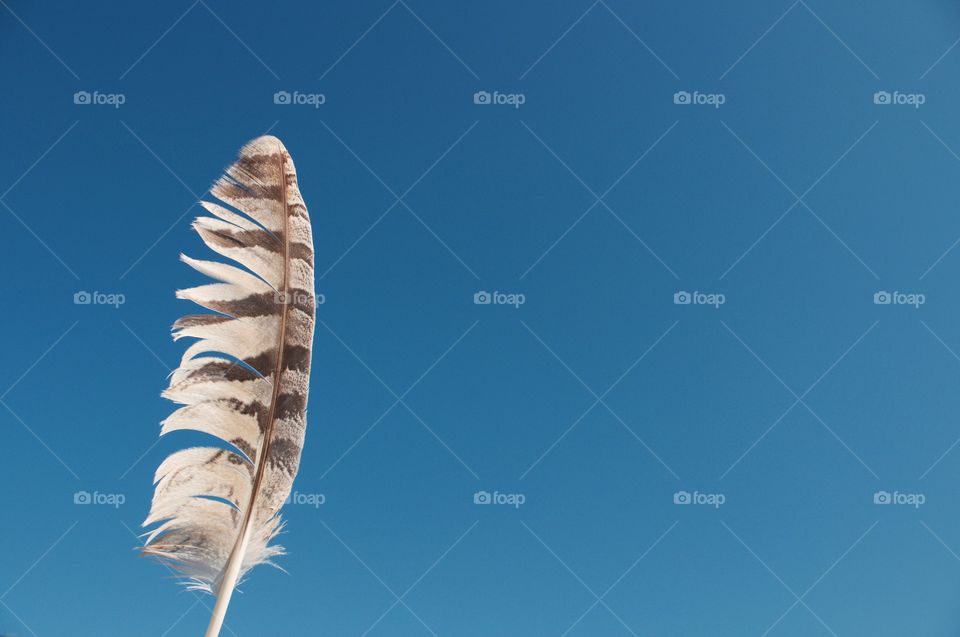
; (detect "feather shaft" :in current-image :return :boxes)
[205,143,293,637]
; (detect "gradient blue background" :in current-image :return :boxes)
[3,1,960,635]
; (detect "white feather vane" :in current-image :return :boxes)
[142,136,316,637]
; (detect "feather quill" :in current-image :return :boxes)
[142,135,316,637]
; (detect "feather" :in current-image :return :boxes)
[142,135,316,637]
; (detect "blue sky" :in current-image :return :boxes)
[4,1,960,635]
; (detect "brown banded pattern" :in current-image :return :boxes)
[142,135,316,609]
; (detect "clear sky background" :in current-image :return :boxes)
[3,1,960,635]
